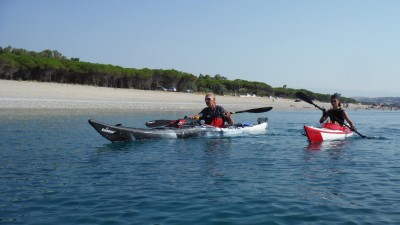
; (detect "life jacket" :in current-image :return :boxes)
[199,105,227,128]
[209,117,225,128]
[327,108,345,125]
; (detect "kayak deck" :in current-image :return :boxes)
[89,118,268,142]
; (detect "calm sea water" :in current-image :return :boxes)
[1,109,399,225]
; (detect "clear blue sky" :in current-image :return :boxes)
[1,0,399,97]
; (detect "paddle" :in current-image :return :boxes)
[145,106,273,128]
[295,91,370,139]
[145,119,175,128]
[231,106,273,114]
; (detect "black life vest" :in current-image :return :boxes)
[327,108,345,125]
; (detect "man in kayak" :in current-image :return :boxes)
[319,93,356,130]
[190,93,234,128]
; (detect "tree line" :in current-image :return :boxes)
[0,46,356,103]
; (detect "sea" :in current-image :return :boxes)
[0,109,399,225]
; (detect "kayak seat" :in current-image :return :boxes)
[257,117,268,124]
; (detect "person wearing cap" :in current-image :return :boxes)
[319,93,356,130]
[190,93,234,128]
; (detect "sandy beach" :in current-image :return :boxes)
[1,80,359,113]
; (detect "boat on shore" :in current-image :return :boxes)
[89,118,268,142]
[303,123,353,143]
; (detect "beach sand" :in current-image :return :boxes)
[1,80,360,114]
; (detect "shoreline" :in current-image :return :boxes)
[1,80,364,113]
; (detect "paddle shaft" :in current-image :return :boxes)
[145,106,273,127]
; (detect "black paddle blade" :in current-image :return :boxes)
[295,92,314,105]
[232,106,273,114]
[145,119,174,128]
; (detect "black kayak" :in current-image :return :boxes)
[88,118,268,142]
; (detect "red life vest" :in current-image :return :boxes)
[210,117,225,128]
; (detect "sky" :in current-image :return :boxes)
[1,0,399,97]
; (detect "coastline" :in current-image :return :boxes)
[1,80,362,113]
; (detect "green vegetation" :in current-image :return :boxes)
[0,46,356,103]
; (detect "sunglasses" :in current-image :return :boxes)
[205,97,213,101]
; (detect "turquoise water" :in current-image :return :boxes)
[1,110,399,224]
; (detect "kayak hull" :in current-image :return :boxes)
[89,118,268,142]
[304,123,353,143]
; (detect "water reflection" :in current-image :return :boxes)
[200,138,233,194]
[95,142,137,153]
[300,144,348,209]
[306,140,347,151]
[203,138,232,155]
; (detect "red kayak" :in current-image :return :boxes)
[304,123,354,143]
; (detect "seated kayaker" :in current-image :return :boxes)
[189,92,234,128]
[319,93,356,131]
